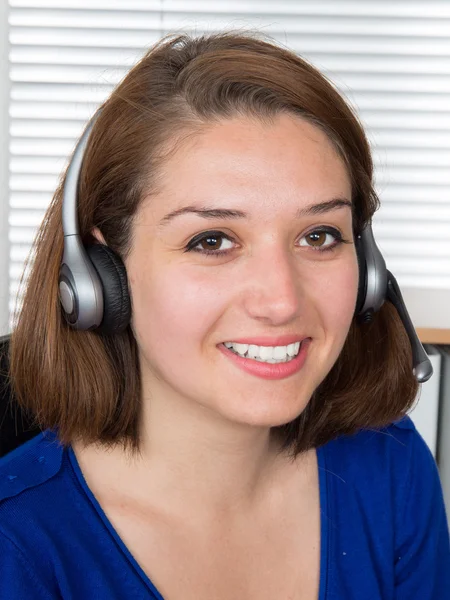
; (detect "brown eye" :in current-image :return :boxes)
[306,231,327,247]
[186,231,235,256]
[299,228,342,252]
[199,235,222,251]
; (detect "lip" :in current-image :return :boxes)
[218,338,311,380]
[220,335,309,347]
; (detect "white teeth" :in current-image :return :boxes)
[248,344,259,359]
[273,345,288,359]
[234,343,248,355]
[223,341,302,363]
[259,346,273,360]
[287,343,298,357]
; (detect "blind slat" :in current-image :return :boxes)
[9,0,450,19]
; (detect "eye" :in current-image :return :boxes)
[186,231,234,256]
[299,229,342,251]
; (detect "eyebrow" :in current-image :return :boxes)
[159,198,352,227]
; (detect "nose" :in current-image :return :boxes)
[242,244,303,326]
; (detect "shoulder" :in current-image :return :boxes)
[0,430,67,550]
[326,414,423,466]
[323,415,441,515]
[327,413,432,471]
[0,430,71,578]
[0,433,72,597]
[0,430,64,505]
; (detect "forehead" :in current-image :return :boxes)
[142,113,351,222]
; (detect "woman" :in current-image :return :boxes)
[0,30,448,599]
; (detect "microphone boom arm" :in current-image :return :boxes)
[386,270,433,383]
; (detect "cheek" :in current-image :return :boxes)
[129,265,227,352]
[310,258,359,334]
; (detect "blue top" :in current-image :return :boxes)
[0,415,449,599]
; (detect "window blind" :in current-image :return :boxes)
[5,0,450,332]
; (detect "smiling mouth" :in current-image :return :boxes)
[220,340,306,363]
[217,338,311,379]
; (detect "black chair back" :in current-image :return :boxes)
[0,334,41,457]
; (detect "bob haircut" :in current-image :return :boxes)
[8,30,419,458]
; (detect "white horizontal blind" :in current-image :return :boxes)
[6,0,450,331]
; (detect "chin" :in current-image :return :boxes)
[215,396,310,430]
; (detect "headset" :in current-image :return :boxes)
[58,111,433,383]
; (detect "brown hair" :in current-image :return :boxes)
[7,30,419,457]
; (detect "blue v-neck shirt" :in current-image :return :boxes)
[0,415,449,599]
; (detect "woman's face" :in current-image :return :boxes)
[125,113,359,428]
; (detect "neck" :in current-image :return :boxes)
[133,387,288,517]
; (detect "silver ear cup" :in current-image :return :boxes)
[357,224,388,320]
[59,233,104,330]
[59,266,77,324]
[355,234,367,319]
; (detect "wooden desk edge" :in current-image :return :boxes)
[417,329,450,345]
